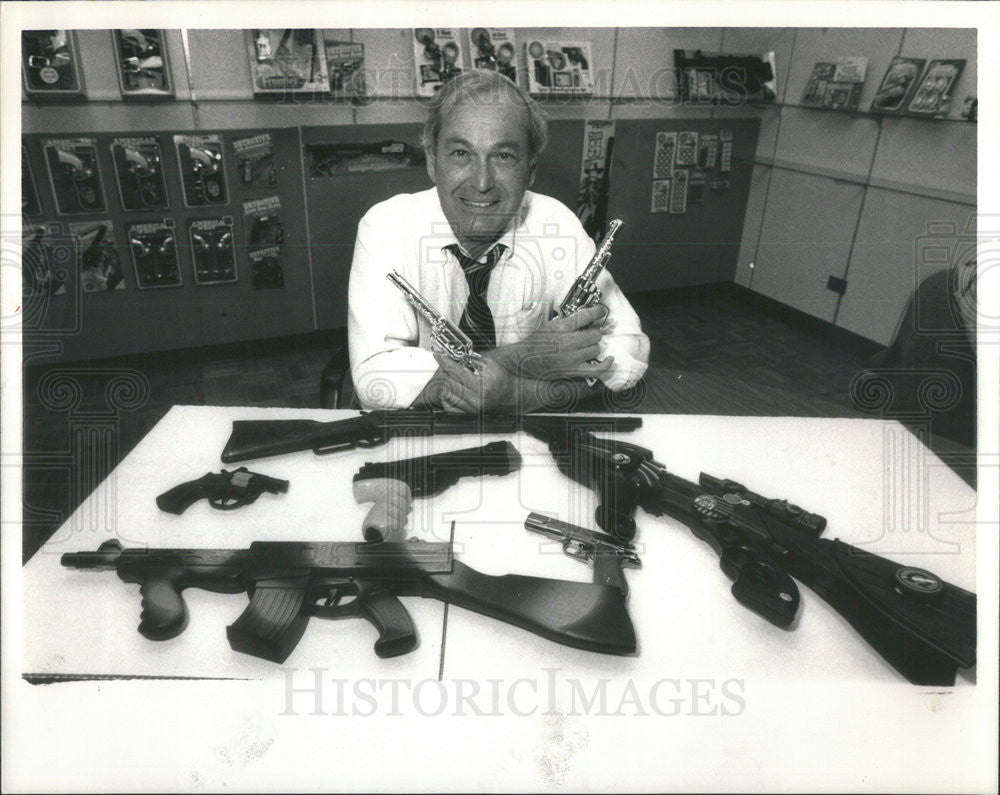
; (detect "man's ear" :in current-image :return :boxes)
[424,146,437,183]
[527,158,537,188]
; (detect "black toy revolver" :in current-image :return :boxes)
[156,467,288,514]
[535,430,976,686]
[221,410,641,463]
[61,538,637,662]
[353,441,522,542]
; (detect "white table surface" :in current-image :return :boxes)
[23,405,979,684]
[11,405,996,793]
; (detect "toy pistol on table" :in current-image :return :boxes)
[534,429,977,686]
[61,538,636,662]
[221,409,641,463]
[525,512,641,598]
[387,269,483,373]
[353,441,522,542]
[156,467,288,515]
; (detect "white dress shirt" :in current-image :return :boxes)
[347,187,650,409]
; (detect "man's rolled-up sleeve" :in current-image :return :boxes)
[594,268,650,392]
[347,208,440,409]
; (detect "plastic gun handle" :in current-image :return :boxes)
[156,474,218,515]
[138,572,190,640]
[352,478,414,542]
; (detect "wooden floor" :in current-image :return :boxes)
[20,285,969,561]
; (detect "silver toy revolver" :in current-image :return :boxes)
[387,270,484,373]
[557,218,623,318]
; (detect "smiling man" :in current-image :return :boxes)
[347,69,649,412]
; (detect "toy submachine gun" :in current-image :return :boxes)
[61,538,637,662]
[533,428,976,685]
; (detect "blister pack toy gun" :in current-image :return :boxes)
[534,430,976,685]
[221,409,642,463]
[353,441,522,542]
[61,538,636,662]
[525,512,641,598]
[156,467,288,515]
[388,269,484,373]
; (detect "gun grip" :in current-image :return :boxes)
[156,476,213,515]
[726,554,799,628]
[138,573,189,640]
[226,576,311,663]
[352,478,413,543]
[358,588,418,658]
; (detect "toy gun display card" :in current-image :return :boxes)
[232,133,277,188]
[128,219,181,289]
[21,30,85,98]
[22,146,43,217]
[248,29,329,94]
[906,59,966,118]
[22,224,70,298]
[675,131,699,166]
[719,129,733,173]
[650,179,671,214]
[111,29,174,98]
[467,28,517,83]
[575,120,615,241]
[526,39,594,95]
[111,137,169,211]
[413,28,465,96]
[698,134,718,169]
[324,39,367,100]
[70,220,126,292]
[244,196,284,289]
[870,57,926,115]
[652,132,676,180]
[189,217,237,285]
[43,138,106,215]
[669,169,689,214]
[175,134,228,207]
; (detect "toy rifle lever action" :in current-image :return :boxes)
[62,538,637,662]
[532,428,977,686]
[220,410,642,463]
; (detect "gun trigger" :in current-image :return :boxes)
[563,540,593,562]
[209,494,249,511]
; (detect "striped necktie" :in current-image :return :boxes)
[447,244,505,353]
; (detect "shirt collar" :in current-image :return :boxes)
[432,189,530,262]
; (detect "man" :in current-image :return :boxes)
[348,69,649,412]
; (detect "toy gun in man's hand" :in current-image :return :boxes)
[388,269,484,373]
[156,467,289,514]
[220,409,641,463]
[353,441,522,542]
[61,538,637,662]
[532,428,977,685]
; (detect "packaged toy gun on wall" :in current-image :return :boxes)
[533,429,976,685]
[221,409,641,463]
[353,441,522,542]
[61,538,637,662]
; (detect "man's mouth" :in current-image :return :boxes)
[459,198,499,209]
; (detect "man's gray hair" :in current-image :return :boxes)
[421,69,548,161]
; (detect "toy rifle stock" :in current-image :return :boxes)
[534,429,976,685]
[62,538,636,662]
[220,410,642,463]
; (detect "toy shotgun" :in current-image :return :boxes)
[532,428,977,686]
[62,538,636,663]
[220,410,642,463]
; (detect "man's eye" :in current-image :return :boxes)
[493,152,516,162]
[449,149,469,158]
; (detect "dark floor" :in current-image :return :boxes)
[20,284,973,562]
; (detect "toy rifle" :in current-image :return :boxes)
[62,538,637,662]
[220,410,641,463]
[531,427,977,685]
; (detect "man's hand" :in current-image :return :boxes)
[494,305,610,381]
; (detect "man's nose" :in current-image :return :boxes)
[472,158,495,192]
